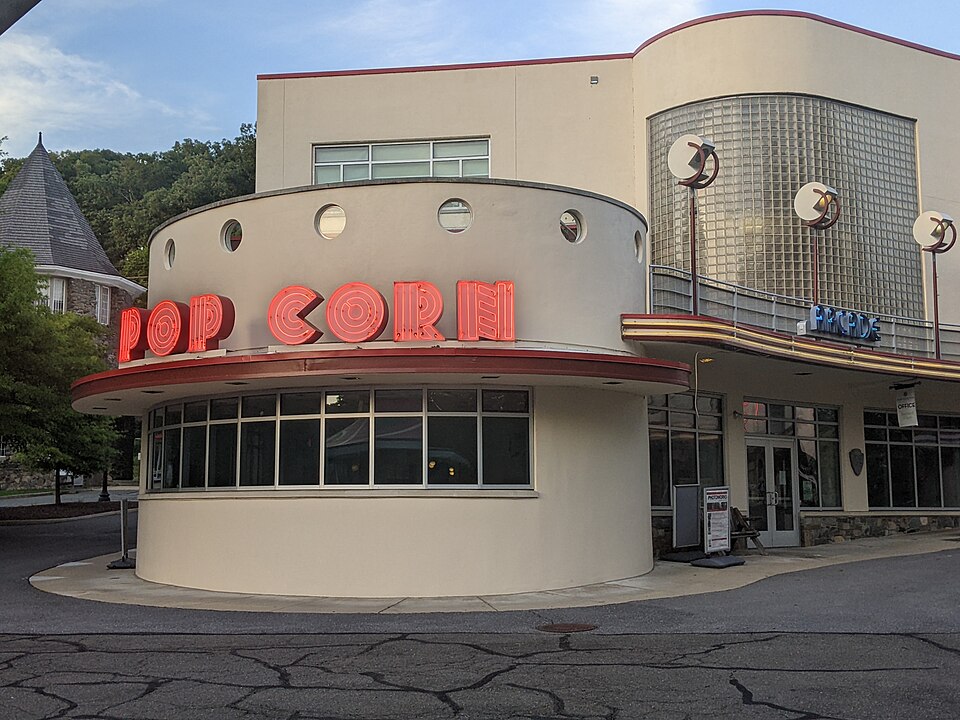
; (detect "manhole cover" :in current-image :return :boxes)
[535,623,597,633]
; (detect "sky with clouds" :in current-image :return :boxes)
[2,0,960,157]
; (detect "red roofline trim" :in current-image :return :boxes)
[257,10,960,82]
[257,52,634,81]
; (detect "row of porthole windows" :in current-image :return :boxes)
[160,201,639,270]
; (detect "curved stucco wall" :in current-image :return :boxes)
[136,386,651,597]
[130,180,663,597]
[256,12,960,322]
[147,180,647,356]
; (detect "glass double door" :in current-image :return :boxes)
[746,439,799,547]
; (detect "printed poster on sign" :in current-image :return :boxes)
[896,388,918,428]
[703,487,731,553]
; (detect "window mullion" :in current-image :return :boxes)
[421,388,428,487]
[233,414,241,488]
[319,403,326,486]
[476,388,483,486]
[367,389,374,486]
[273,394,281,488]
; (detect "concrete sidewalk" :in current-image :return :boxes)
[28,529,960,614]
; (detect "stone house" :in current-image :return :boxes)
[0,135,144,488]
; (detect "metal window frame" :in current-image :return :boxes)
[648,391,725,508]
[145,385,532,492]
[864,409,960,510]
[312,138,491,184]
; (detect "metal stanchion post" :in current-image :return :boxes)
[107,498,136,569]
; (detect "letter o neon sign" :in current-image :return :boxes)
[147,300,190,356]
[326,282,388,342]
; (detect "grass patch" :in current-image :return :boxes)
[0,501,137,521]
[0,488,51,498]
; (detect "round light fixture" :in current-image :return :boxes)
[794,182,840,228]
[913,210,956,250]
[668,134,718,188]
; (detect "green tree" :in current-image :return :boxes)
[0,124,256,286]
[0,247,117,498]
[0,135,24,197]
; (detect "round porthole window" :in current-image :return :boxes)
[560,210,585,243]
[316,204,346,239]
[438,199,472,233]
[164,239,176,269]
[634,230,644,262]
[221,220,242,252]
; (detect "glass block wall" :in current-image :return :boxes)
[649,94,922,317]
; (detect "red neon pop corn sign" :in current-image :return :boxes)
[119,280,514,362]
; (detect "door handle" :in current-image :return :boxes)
[773,491,780,506]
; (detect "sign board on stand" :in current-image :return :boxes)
[672,484,701,549]
[703,486,731,554]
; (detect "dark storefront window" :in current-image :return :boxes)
[864,411,960,508]
[279,419,320,485]
[146,388,531,490]
[648,393,724,508]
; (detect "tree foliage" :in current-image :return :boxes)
[0,124,256,286]
[0,127,255,485]
[0,247,116,475]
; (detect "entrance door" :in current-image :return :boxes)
[745,439,800,547]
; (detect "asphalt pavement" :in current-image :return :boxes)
[2,512,959,718]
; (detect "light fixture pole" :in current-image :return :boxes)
[794,182,840,304]
[668,135,719,315]
[913,212,956,359]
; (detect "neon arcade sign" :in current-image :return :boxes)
[118,280,515,363]
[808,303,881,343]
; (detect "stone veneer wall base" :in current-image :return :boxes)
[651,513,960,556]
[801,514,960,546]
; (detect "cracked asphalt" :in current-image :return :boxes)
[3,515,960,718]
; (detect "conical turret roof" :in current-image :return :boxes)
[0,135,119,277]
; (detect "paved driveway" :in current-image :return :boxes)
[2,514,959,718]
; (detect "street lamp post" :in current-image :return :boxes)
[668,135,719,315]
[913,211,957,359]
[794,182,840,304]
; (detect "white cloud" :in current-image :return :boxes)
[0,32,211,156]
[265,0,709,72]
[270,0,465,65]
[561,0,709,53]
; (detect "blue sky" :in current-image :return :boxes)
[2,0,959,158]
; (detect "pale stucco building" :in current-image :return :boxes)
[74,11,960,598]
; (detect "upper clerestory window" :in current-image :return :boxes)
[313,139,489,184]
